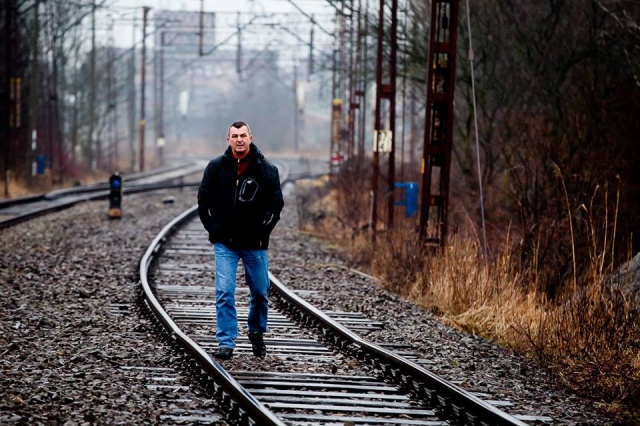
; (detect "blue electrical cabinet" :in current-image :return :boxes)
[395,182,418,217]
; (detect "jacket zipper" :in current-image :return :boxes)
[230,158,240,244]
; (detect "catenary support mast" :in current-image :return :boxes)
[419,0,459,247]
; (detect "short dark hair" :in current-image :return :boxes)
[228,121,251,136]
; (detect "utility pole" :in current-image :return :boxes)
[371,0,383,240]
[371,0,398,239]
[71,45,80,164]
[330,6,346,174]
[236,13,242,78]
[358,0,369,162]
[347,0,357,161]
[387,0,398,227]
[5,0,19,197]
[199,0,204,56]
[330,50,342,175]
[154,31,166,166]
[293,63,299,152]
[419,0,460,247]
[107,16,117,170]
[128,17,137,173]
[29,0,40,185]
[153,28,158,166]
[157,32,165,167]
[351,0,366,161]
[308,19,314,79]
[338,2,346,160]
[139,6,150,172]
[88,0,96,171]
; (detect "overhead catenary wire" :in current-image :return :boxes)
[158,10,334,83]
[286,0,335,37]
[465,0,489,274]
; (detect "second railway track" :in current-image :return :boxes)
[0,158,206,230]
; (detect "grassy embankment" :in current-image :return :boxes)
[296,170,640,423]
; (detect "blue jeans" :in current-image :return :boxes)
[213,243,270,349]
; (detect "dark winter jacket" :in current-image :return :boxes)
[197,144,284,250]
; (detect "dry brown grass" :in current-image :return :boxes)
[297,171,640,421]
[420,232,639,419]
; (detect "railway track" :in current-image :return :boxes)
[0,159,205,230]
[139,202,549,425]
[0,156,568,425]
[0,160,611,424]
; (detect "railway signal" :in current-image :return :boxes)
[108,173,123,219]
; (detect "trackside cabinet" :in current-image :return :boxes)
[395,182,418,218]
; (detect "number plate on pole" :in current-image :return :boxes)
[373,130,392,153]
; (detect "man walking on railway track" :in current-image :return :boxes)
[197,121,284,360]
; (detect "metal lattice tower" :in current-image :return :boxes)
[419,0,459,247]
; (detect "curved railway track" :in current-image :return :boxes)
[139,203,542,424]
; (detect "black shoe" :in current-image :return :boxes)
[214,347,234,360]
[248,332,266,357]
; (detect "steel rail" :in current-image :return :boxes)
[0,161,196,208]
[134,163,527,425]
[136,159,294,425]
[138,205,286,426]
[269,275,529,426]
[140,204,528,425]
[0,193,45,209]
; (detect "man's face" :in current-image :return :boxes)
[227,125,252,156]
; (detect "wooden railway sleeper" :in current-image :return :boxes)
[137,293,275,426]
